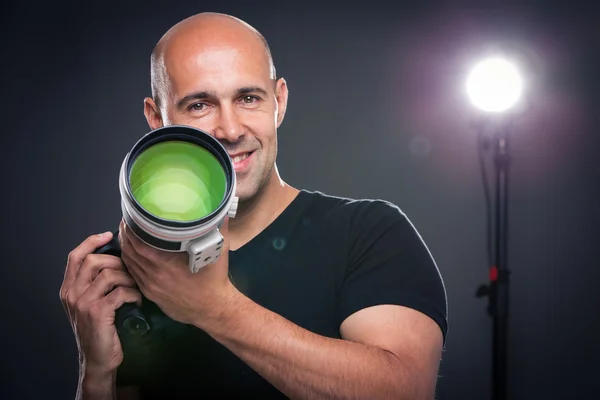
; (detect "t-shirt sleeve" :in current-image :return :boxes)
[337,200,448,342]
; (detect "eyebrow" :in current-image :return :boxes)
[237,86,268,96]
[177,86,269,110]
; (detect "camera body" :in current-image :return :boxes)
[94,230,188,350]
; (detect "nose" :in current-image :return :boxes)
[213,104,244,143]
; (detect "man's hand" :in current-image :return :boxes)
[118,219,237,327]
[59,232,143,377]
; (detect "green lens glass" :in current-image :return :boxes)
[129,140,227,222]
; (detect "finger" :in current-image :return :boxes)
[121,222,160,261]
[120,227,146,268]
[70,254,126,294]
[118,219,125,249]
[89,254,128,280]
[120,252,146,290]
[118,219,129,251]
[86,287,143,323]
[77,269,138,307]
[60,232,114,305]
[65,255,127,316]
[102,286,144,311]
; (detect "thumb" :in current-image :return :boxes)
[79,231,114,258]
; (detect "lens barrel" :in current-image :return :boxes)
[119,125,238,273]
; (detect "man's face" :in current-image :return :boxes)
[148,42,287,203]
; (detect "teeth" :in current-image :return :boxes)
[233,153,249,163]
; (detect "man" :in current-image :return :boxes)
[60,12,448,400]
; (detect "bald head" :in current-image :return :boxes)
[150,13,276,107]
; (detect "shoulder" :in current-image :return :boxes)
[313,191,448,341]
[301,190,409,232]
[301,190,405,218]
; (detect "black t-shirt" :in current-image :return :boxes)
[116,190,448,398]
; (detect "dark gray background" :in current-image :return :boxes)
[2,1,599,399]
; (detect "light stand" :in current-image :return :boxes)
[492,124,511,400]
[476,119,512,400]
[467,56,522,400]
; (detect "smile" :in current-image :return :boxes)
[232,153,250,163]
[230,151,255,172]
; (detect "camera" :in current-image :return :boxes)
[90,125,238,347]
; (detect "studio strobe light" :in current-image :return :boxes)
[467,57,523,113]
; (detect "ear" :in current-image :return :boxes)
[274,78,289,128]
[143,97,164,130]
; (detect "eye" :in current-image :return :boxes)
[241,95,259,104]
[189,102,207,111]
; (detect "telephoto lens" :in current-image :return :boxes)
[97,125,238,342]
[119,125,238,273]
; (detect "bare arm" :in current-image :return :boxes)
[201,290,444,400]
[76,370,121,400]
[76,379,138,400]
[75,369,139,400]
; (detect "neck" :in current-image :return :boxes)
[228,164,299,251]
